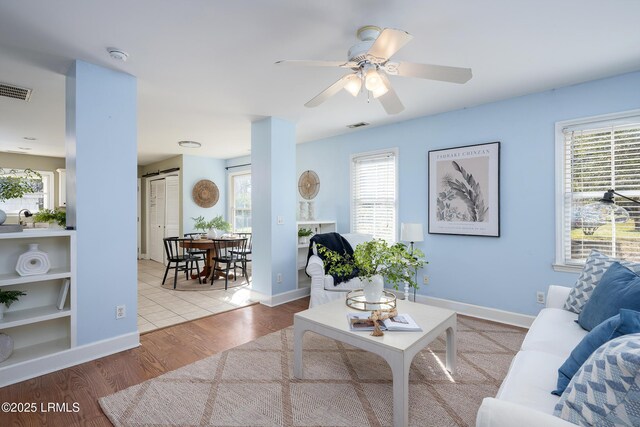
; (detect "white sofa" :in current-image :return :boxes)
[476,285,586,427]
[305,233,373,308]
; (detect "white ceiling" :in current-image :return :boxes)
[0,0,639,165]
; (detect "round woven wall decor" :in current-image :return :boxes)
[298,170,320,200]
[192,179,219,208]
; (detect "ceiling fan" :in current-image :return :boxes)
[276,25,472,115]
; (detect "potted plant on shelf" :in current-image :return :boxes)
[318,239,426,302]
[298,228,313,245]
[0,290,27,320]
[0,168,41,226]
[32,208,66,229]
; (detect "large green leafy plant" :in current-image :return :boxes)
[317,239,426,289]
[0,168,42,202]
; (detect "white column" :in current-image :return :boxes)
[66,60,138,345]
[251,117,297,299]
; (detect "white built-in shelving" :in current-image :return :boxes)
[0,230,76,383]
[296,221,336,288]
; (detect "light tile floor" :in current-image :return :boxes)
[137,259,255,333]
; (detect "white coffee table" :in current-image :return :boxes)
[293,298,457,427]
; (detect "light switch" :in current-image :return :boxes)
[277,216,284,225]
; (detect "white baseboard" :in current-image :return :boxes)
[388,290,535,329]
[0,331,140,388]
[256,287,310,307]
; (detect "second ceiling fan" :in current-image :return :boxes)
[277,25,473,115]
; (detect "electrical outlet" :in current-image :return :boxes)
[276,273,283,283]
[536,292,545,305]
[423,275,429,285]
[116,305,126,319]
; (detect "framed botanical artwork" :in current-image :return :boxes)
[428,141,500,237]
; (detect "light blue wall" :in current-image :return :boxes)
[66,60,137,344]
[182,154,227,233]
[297,71,640,316]
[251,118,297,296]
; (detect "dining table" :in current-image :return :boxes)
[181,237,246,283]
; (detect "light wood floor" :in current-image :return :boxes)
[0,298,310,427]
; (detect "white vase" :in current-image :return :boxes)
[207,228,218,239]
[0,333,14,363]
[15,243,51,276]
[0,209,6,225]
[299,236,309,245]
[362,275,384,303]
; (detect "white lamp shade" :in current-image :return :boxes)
[401,223,424,242]
[344,75,362,97]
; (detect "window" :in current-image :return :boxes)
[351,149,398,242]
[0,169,54,215]
[230,172,251,232]
[556,112,640,268]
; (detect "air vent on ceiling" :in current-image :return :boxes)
[0,83,32,101]
[347,122,370,129]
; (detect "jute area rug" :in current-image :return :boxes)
[100,316,526,427]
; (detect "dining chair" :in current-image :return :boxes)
[162,237,202,289]
[183,233,207,262]
[230,232,252,275]
[211,238,247,290]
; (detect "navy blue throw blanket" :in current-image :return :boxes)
[305,232,359,285]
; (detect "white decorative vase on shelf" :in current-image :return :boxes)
[362,275,384,303]
[0,209,6,225]
[0,333,14,363]
[15,243,51,276]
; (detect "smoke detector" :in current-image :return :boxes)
[107,48,129,62]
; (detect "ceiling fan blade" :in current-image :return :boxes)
[305,74,356,108]
[366,28,413,63]
[275,60,357,68]
[393,62,472,84]
[377,74,404,115]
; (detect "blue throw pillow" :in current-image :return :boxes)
[552,309,640,396]
[577,262,640,331]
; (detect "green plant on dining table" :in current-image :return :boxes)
[317,239,426,290]
[191,215,232,233]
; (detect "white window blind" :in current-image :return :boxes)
[560,117,640,264]
[351,150,397,242]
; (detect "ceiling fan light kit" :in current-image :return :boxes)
[277,25,472,115]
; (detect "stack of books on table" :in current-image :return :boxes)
[347,312,422,332]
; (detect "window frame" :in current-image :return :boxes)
[0,169,55,218]
[554,109,640,272]
[350,147,399,243]
[228,170,251,233]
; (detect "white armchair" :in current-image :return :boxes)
[306,233,373,308]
